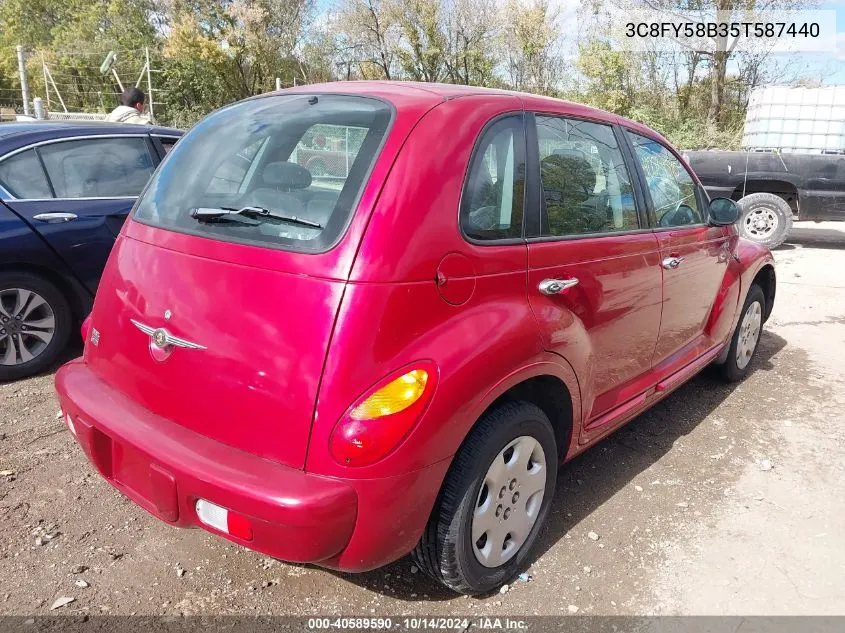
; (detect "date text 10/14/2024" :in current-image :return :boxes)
[306,618,530,630]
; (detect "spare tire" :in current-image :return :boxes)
[736,192,793,248]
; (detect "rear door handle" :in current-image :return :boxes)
[539,278,579,295]
[661,256,685,270]
[32,212,78,223]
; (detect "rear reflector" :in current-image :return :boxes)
[65,412,77,438]
[195,499,253,541]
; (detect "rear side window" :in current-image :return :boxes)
[461,115,526,241]
[134,95,393,253]
[39,138,155,198]
[536,116,638,237]
[0,150,52,199]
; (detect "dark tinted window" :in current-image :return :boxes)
[629,132,702,227]
[160,137,179,153]
[536,116,638,237]
[461,116,525,241]
[134,95,392,253]
[39,137,154,198]
[0,150,52,199]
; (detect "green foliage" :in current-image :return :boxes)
[501,0,561,93]
[574,41,634,117]
[395,0,447,82]
[0,0,789,147]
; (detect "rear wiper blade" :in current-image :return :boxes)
[190,206,323,229]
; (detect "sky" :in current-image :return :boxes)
[553,0,845,85]
[314,0,845,86]
[795,1,845,82]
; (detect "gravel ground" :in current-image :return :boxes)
[1,222,844,617]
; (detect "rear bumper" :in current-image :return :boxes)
[55,359,450,571]
[56,359,360,564]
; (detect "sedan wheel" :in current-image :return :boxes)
[0,272,72,382]
[0,288,57,366]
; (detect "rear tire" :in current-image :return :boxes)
[716,284,765,382]
[0,272,72,382]
[736,192,793,248]
[412,401,557,595]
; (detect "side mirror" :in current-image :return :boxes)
[709,197,739,226]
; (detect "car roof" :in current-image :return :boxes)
[0,120,182,143]
[268,81,666,139]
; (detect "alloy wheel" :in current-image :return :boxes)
[0,288,56,366]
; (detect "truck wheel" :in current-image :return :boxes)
[736,192,793,248]
[412,402,557,595]
[0,272,72,382]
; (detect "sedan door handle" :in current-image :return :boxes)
[661,256,686,270]
[539,278,579,295]
[32,213,78,223]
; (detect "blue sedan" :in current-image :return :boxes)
[0,121,182,380]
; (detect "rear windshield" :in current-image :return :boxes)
[134,94,393,252]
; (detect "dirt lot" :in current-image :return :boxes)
[1,223,844,617]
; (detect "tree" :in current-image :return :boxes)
[631,0,808,126]
[500,0,561,94]
[442,0,499,85]
[337,0,398,80]
[160,12,235,126]
[395,0,447,82]
[575,39,634,115]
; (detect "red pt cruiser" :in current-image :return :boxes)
[55,82,776,594]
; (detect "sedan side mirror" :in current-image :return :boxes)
[709,197,739,226]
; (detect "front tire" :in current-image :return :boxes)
[736,192,793,248]
[0,272,72,382]
[413,401,557,595]
[717,284,766,382]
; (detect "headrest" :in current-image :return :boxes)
[262,161,312,190]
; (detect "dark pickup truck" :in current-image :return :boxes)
[684,150,845,247]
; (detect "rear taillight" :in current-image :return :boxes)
[195,499,253,541]
[329,362,437,467]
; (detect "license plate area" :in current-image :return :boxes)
[74,416,179,522]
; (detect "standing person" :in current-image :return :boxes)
[106,87,150,124]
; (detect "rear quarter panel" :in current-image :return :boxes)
[307,95,582,480]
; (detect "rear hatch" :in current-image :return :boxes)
[83,93,396,470]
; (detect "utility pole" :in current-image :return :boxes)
[41,53,50,109]
[16,46,31,116]
[145,47,155,123]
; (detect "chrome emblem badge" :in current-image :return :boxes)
[130,318,206,361]
[153,328,169,348]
